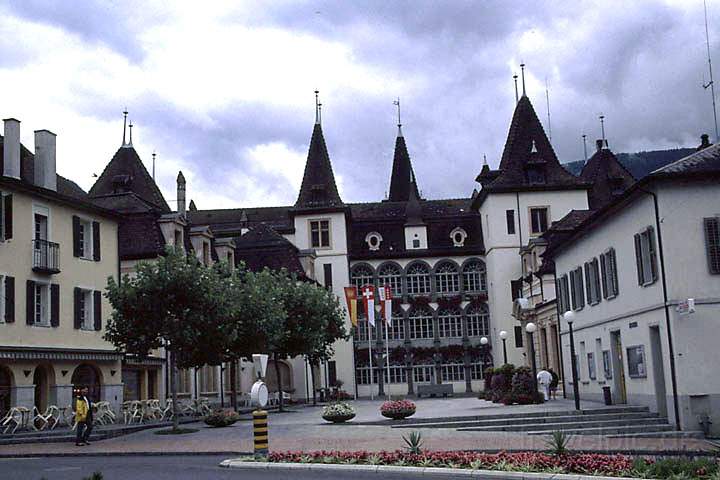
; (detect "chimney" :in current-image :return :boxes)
[34,130,57,191]
[177,171,186,216]
[699,134,711,151]
[3,118,21,179]
[595,139,603,152]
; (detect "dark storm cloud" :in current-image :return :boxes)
[2,1,717,207]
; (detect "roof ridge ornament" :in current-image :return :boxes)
[520,63,526,97]
[128,120,134,147]
[315,90,321,125]
[122,108,128,147]
[393,97,403,137]
[531,140,538,153]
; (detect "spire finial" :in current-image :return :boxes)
[545,77,552,143]
[128,120,134,147]
[599,114,606,141]
[122,108,128,146]
[314,90,320,125]
[520,63,526,96]
[582,134,588,162]
[152,150,156,180]
[393,97,403,136]
[483,154,488,166]
[513,73,519,103]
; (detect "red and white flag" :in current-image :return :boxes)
[361,285,376,327]
[378,285,393,326]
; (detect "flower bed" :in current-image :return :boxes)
[321,402,356,423]
[380,400,416,420]
[261,450,717,478]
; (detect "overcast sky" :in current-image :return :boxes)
[0,0,716,209]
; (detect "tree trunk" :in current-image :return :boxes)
[311,360,317,406]
[230,360,238,412]
[169,350,179,432]
[273,353,284,412]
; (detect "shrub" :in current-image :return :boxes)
[402,431,424,454]
[545,431,572,456]
[203,408,240,428]
[381,400,416,419]
[483,367,494,392]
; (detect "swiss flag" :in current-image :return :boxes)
[378,285,393,326]
[361,285,376,327]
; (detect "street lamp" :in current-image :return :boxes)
[564,310,581,411]
[525,323,538,388]
[499,330,508,365]
[479,337,492,371]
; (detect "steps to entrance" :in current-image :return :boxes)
[391,406,690,438]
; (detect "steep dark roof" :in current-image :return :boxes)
[188,205,293,235]
[233,223,306,276]
[295,123,343,210]
[117,213,166,260]
[580,143,635,209]
[56,175,88,200]
[387,130,420,202]
[404,178,424,226]
[652,141,720,175]
[472,96,589,209]
[89,146,170,213]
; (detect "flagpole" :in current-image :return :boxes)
[368,326,374,400]
[384,315,391,400]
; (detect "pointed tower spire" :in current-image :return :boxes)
[152,150,156,180]
[128,120,134,147]
[295,93,343,210]
[394,97,403,137]
[520,63,526,96]
[122,108,128,147]
[404,170,424,226]
[388,109,421,202]
[513,74,519,103]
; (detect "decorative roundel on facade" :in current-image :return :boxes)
[450,227,468,247]
[365,231,383,251]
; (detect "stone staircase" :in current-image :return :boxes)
[392,406,703,438]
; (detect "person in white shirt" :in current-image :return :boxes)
[536,369,552,401]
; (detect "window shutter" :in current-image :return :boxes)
[50,284,59,327]
[634,233,643,285]
[4,276,14,323]
[610,249,619,296]
[26,280,35,325]
[555,278,563,313]
[74,287,82,329]
[584,262,592,303]
[72,216,81,257]
[593,259,601,303]
[569,270,577,309]
[704,217,720,274]
[647,226,658,282]
[93,290,102,331]
[3,194,12,240]
[514,325,524,348]
[600,254,608,299]
[576,267,585,308]
[92,221,101,261]
[0,192,3,240]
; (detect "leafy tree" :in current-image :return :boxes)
[104,248,237,430]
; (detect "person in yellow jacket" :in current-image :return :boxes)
[75,387,93,446]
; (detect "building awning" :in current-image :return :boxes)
[0,347,123,362]
[123,356,165,367]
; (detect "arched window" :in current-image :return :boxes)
[437,308,462,338]
[0,366,13,418]
[406,263,430,295]
[381,309,405,340]
[350,264,374,290]
[72,364,102,402]
[435,262,460,295]
[466,304,490,338]
[378,263,402,297]
[463,260,487,293]
[408,307,433,339]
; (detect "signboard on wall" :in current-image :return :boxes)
[676,298,695,316]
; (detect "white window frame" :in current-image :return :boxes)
[435,262,459,295]
[466,305,489,337]
[441,363,465,382]
[377,263,402,297]
[350,265,374,290]
[383,365,407,384]
[77,217,94,260]
[77,287,95,330]
[33,282,51,327]
[406,263,430,295]
[380,316,404,340]
[462,260,487,293]
[600,248,619,299]
[635,227,658,287]
[309,219,331,249]
[587,352,597,380]
[32,204,51,241]
[413,365,435,384]
[437,309,462,338]
[703,217,720,274]
[408,308,433,339]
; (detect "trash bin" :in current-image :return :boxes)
[602,386,612,405]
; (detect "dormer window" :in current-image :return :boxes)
[365,232,383,251]
[526,166,546,184]
[309,219,330,248]
[310,184,326,205]
[450,227,468,247]
[174,230,183,249]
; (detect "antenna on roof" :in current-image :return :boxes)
[483,154,487,166]
[128,120,134,147]
[703,0,719,142]
[599,114,606,142]
[122,108,128,147]
[314,90,321,125]
[582,134,588,162]
[520,63,526,96]
[152,150,156,180]
[513,73,519,103]
[393,97,402,136]
[545,76,552,142]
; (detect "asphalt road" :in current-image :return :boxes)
[0,455,384,480]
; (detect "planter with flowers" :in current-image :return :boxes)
[322,402,356,423]
[380,399,416,420]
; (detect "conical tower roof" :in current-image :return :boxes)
[294,123,343,210]
[580,140,635,209]
[388,129,421,202]
[89,146,170,212]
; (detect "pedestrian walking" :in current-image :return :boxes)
[75,387,94,446]
[536,369,552,401]
[548,368,559,400]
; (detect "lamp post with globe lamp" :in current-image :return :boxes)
[525,323,538,389]
[499,330,508,365]
[479,336,493,370]
[564,310,581,410]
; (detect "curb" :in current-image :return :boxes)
[0,451,251,459]
[218,461,635,480]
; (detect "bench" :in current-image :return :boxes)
[416,384,454,398]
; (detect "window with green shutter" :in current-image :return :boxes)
[705,217,720,274]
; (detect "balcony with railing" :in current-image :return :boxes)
[32,239,60,274]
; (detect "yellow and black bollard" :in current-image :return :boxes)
[252,409,269,457]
